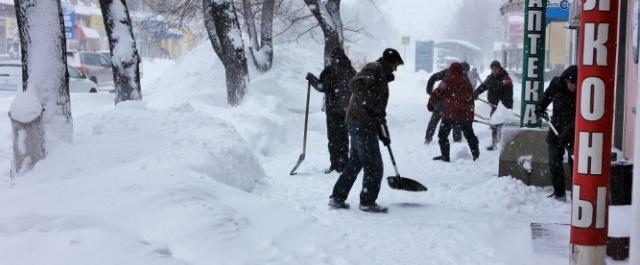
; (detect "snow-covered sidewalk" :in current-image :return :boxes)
[0,46,626,264]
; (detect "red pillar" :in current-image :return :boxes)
[571,0,619,264]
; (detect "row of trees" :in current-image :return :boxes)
[10,0,348,177]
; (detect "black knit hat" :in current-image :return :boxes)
[382,48,404,65]
[490,60,502,68]
[561,65,578,83]
[461,61,470,72]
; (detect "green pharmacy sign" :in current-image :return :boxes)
[520,0,547,128]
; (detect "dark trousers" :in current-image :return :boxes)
[331,123,383,205]
[426,110,462,142]
[326,112,349,170]
[548,137,573,196]
[488,107,502,147]
[438,120,479,159]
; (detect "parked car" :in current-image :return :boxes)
[0,61,98,93]
[98,50,142,78]
[67,64,99,93]
[67,50,113,87]
[0,62,21,91]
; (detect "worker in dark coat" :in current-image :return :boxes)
[329,48,404,213]
[307,47,357,173]
[424,62,474,144]
[428,62,480,162]
[474,60,513,151]
[535,65,577,201]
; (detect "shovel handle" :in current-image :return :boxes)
[302,82,311,154]
[386,145,401,177]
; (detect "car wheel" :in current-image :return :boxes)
[89,88,97,93]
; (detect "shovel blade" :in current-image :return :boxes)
[387,176,428,192]
[289,153,306,175]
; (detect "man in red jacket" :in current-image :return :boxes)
[428,62,480,162]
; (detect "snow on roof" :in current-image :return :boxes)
[436,39,482,51]
[508,16,525,23]
[80,26,101,39]
[75,5,102,16]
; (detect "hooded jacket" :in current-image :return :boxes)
[536,66,578,146]
[310,49,357,113]
[345,58,394,130]
[474,67,514,109]
[428,63,475,121]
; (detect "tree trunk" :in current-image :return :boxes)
[13,0,72,146]
[258,0,274,70]
[99,0,142,104]
[241,0,274,72]
[203,0,249,106]
[9,93,45,178]
[304,0,343,66]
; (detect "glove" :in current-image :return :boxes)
[534,106,548,121]
[378,123,391,146]
[306,72,316,82]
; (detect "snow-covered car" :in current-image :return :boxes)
[0,61,98,93]
[67,50,113,87]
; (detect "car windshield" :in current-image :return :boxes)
[81,53,103,66]
[67,66,83,78]
[0,65,21,76]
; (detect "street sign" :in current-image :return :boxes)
[546,0,570,22]
[402,36,410,45]
[62,3,75,39]
[571,1,619,264]
[415,41,434,73]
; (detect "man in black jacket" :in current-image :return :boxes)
[474,60,514,151]
[329,48,403,213]
[535,65,577,201]
[424,62,473,144]
[307,48,357,173]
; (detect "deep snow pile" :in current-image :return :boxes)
[0,40,625,264]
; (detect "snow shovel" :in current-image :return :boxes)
[540,114,560,136]
[474,119,493,127]
[380,125,428,192]
[477,98,521,118]
[290,82,311,175]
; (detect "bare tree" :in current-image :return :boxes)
[11,0,72,176]
[99,0,142,104]
[203,0,249,106]
[303,0,343,66]
[447,0,503,55]
[144,0,203,30]
[241,0,274,71]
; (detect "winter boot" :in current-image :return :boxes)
[487,126,500,151]
[547,193,567,202]
[470,143,480,161]
[328,197,350,209]
[359,203,388,213]
[434,142,450,162]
